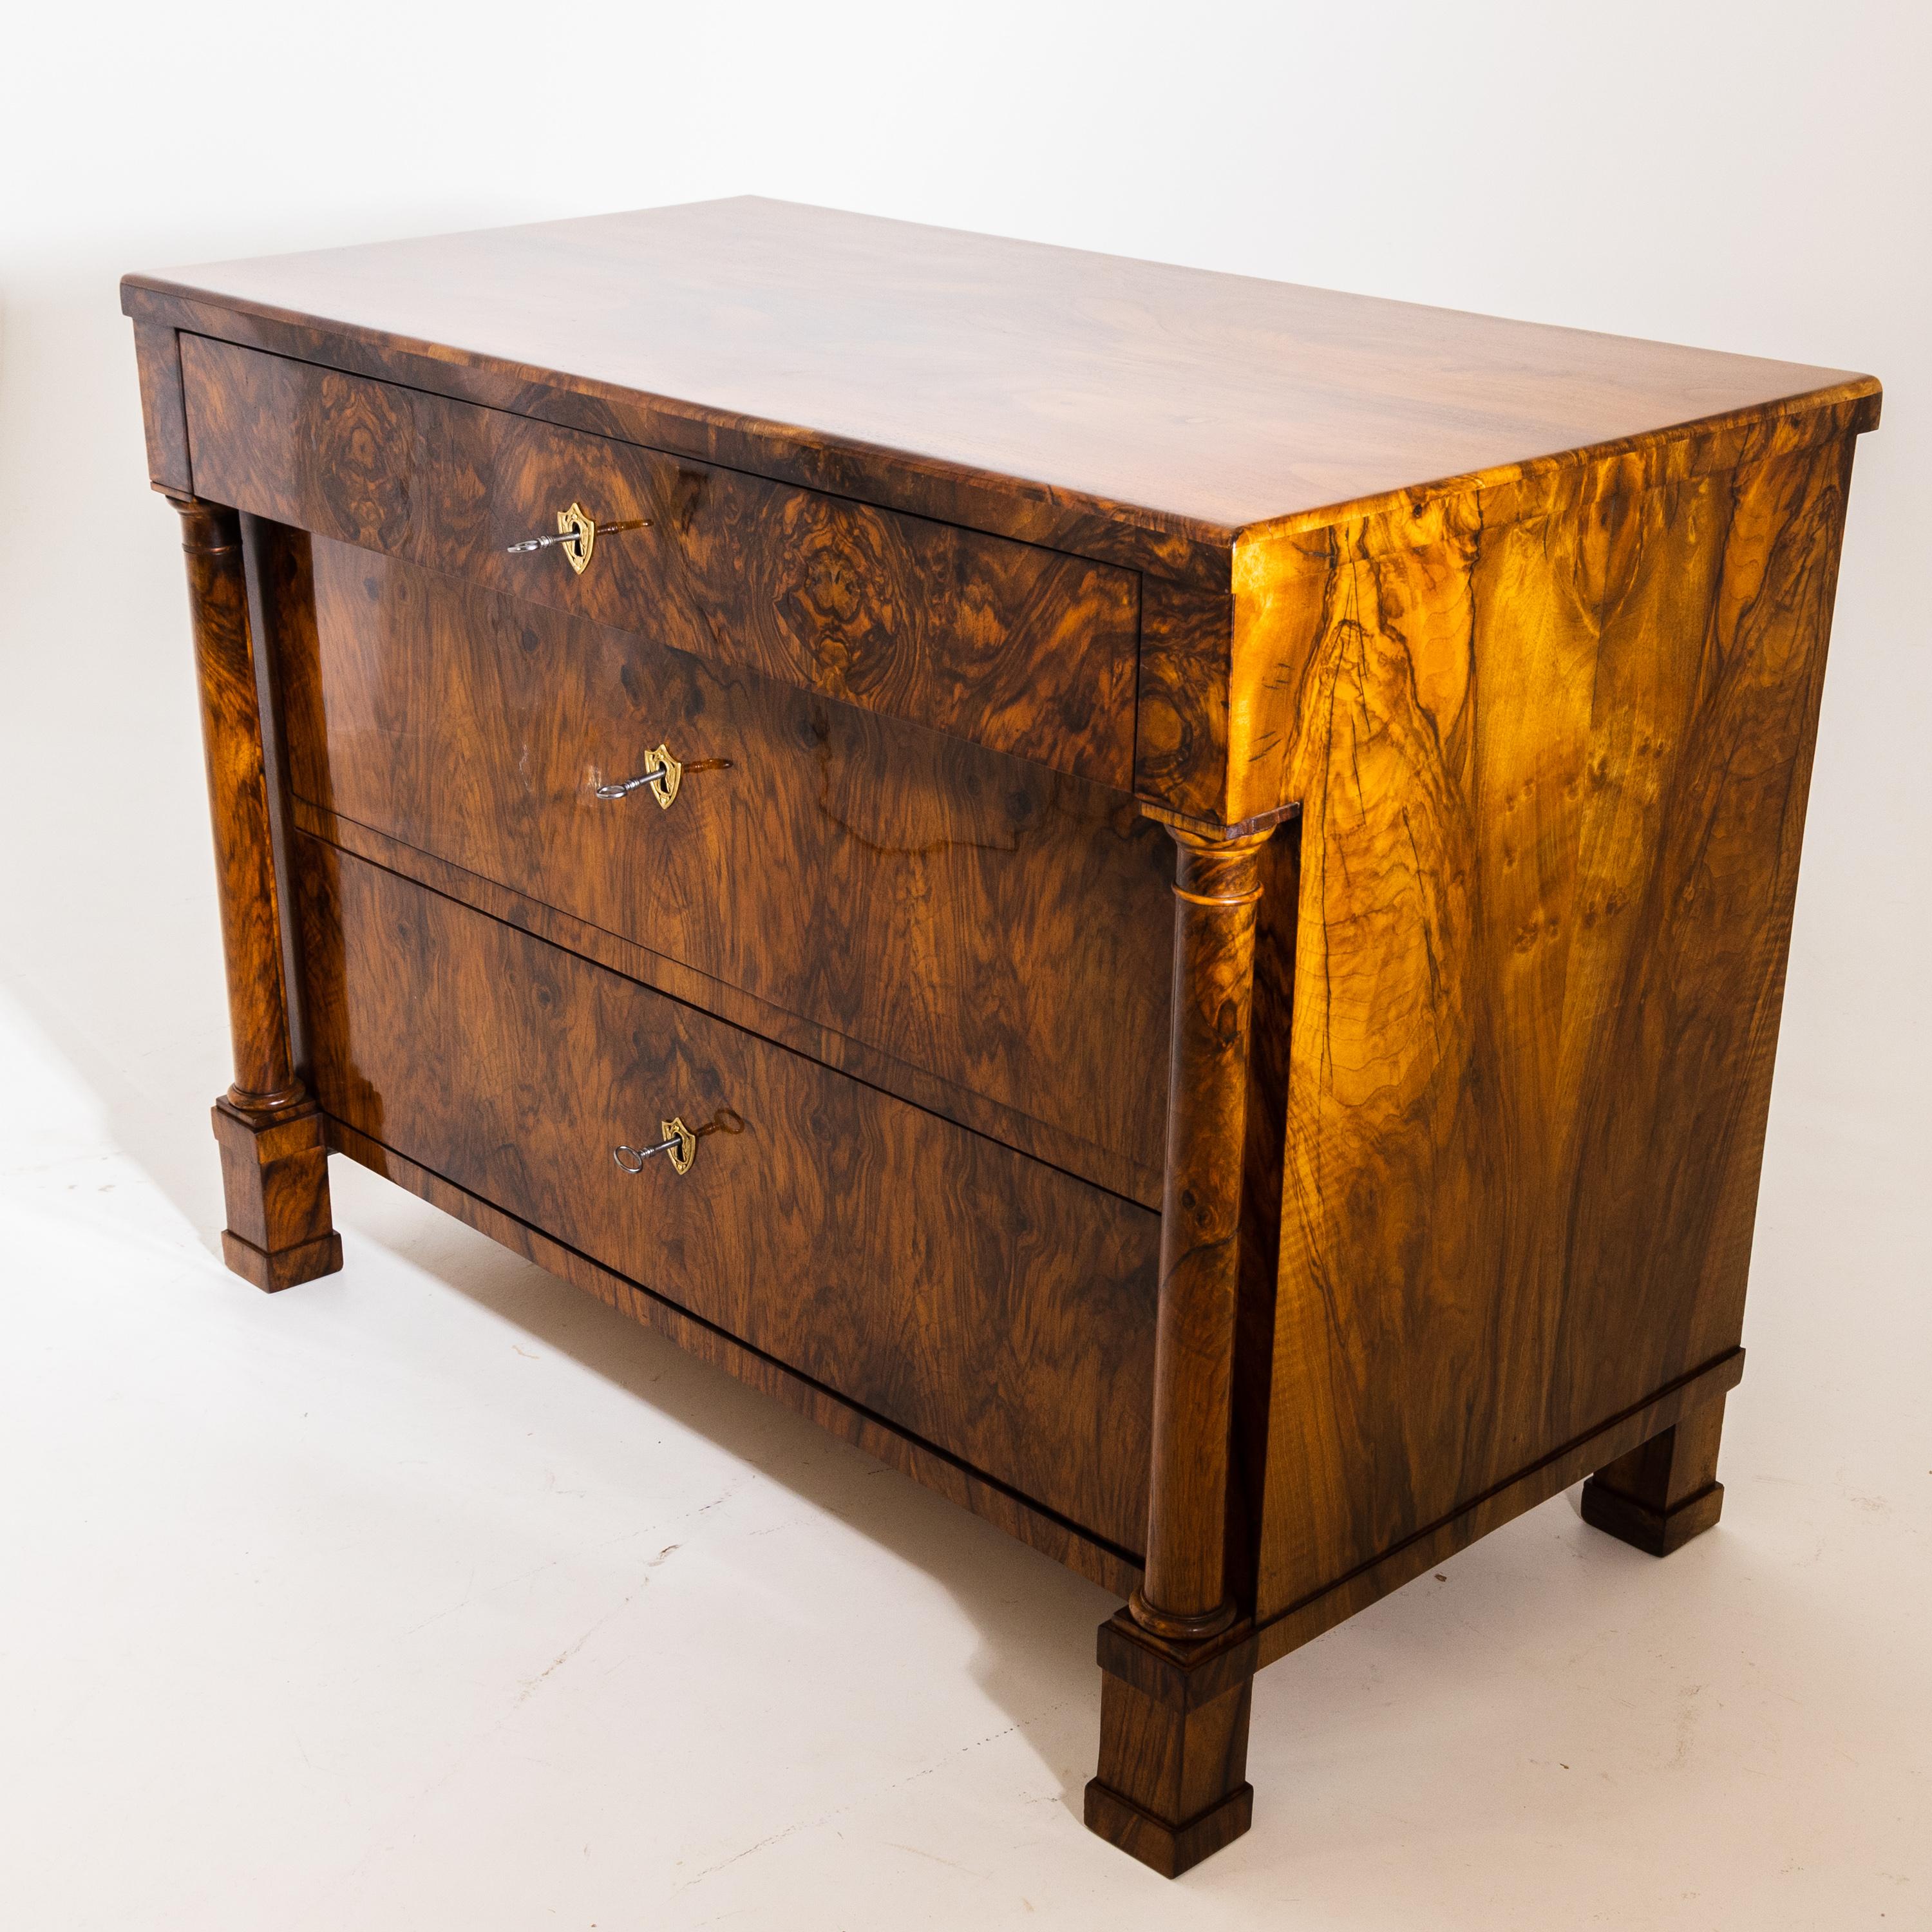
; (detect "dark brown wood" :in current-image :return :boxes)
[327,1115,1141,1595]
[1225,823,1300,1613]
[171,495,339,1291]
[270,529,1171,1189]
[126,203,1881,1876]
[180,336,1140,788]
[1132,826,1277,1642]
[289,797,1162,1206]
[133,323,192,492]
[1085,1612,1258,1877]
[176,498,300,1112]
[211,1097,337,1291]
[294,838,1159,1552]
[1135,582,1235,815]
[1582,1396,1727,1555]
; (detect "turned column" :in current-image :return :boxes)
[1086,817,1280,1878]
[170,495,341,1291]
[1133,823,1275,1640]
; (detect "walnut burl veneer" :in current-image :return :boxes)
[126,198,1879,1877]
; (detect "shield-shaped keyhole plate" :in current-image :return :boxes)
[661,1117,696,1176]
[558,502,596,574]
[643,743,683,808]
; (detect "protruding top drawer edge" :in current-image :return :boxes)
[176,334,1142,791]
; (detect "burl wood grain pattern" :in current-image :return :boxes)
[172,497,339,1291]
[1133,827,1280,1640]
[180,336,1140,788]
[289,798,1161,1204]
[295,839,1160,1553]
[1138,394,1881,829]
[273,533,1172,1188]
[327,1117,1142,1595]
[123,198,1877,585]
[176,498,301,1113]
[124,202,1884,1880]
[135,323,193,494]
[1254,428,1861,1626]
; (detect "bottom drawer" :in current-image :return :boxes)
[295,838,1159,1551]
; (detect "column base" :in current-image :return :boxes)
[219,1224,344,1293]
[1084,1609,1257,1878]
[210,1095,341,1293]
[1084,1778,1253,1880]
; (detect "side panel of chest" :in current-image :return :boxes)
[1255,433,1859,1624]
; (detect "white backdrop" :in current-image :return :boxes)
[3,5,1926,1927]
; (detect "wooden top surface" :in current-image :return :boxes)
[126,196,1877,549]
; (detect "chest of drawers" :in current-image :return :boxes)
[124,198,1879,1875]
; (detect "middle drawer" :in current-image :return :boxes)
[275,535,1175,1185]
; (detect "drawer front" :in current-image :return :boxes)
[277,536,1173,1183]
[183,334,1140,787]
[296,842,1158,1550]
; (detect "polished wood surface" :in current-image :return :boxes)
[209,1096,337,1292]
[1253,1349,1745,1669]
[1086,1614,1258,1878]
[124,198,1875,573]
[173,496,339,1291]
[287,797,1162,1204]
[1582,1394,1728,1556]
[329,1117,1141,1596]
[182,336,1140,785]
[134,323,191,494]
[1153,389,1881,829]
[1226,824,1300,1611]
[1253,428,1858,1629]
[1132,826,1278,1642]
[274,532,1172,1184]
[296,840,1160,1553]
[128,202,1880,1879]
[177,498,301,1113]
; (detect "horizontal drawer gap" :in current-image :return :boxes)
[292,804,1165,1210]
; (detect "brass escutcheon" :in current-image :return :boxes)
[557,502,594,574]
[593,743,683,808]
[612,1113,698,1177]
[506,504,650,572]
[642,743,681,807]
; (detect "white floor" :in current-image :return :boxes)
[3,717,1929,1929]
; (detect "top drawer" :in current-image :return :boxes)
[180,336,1140,787]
